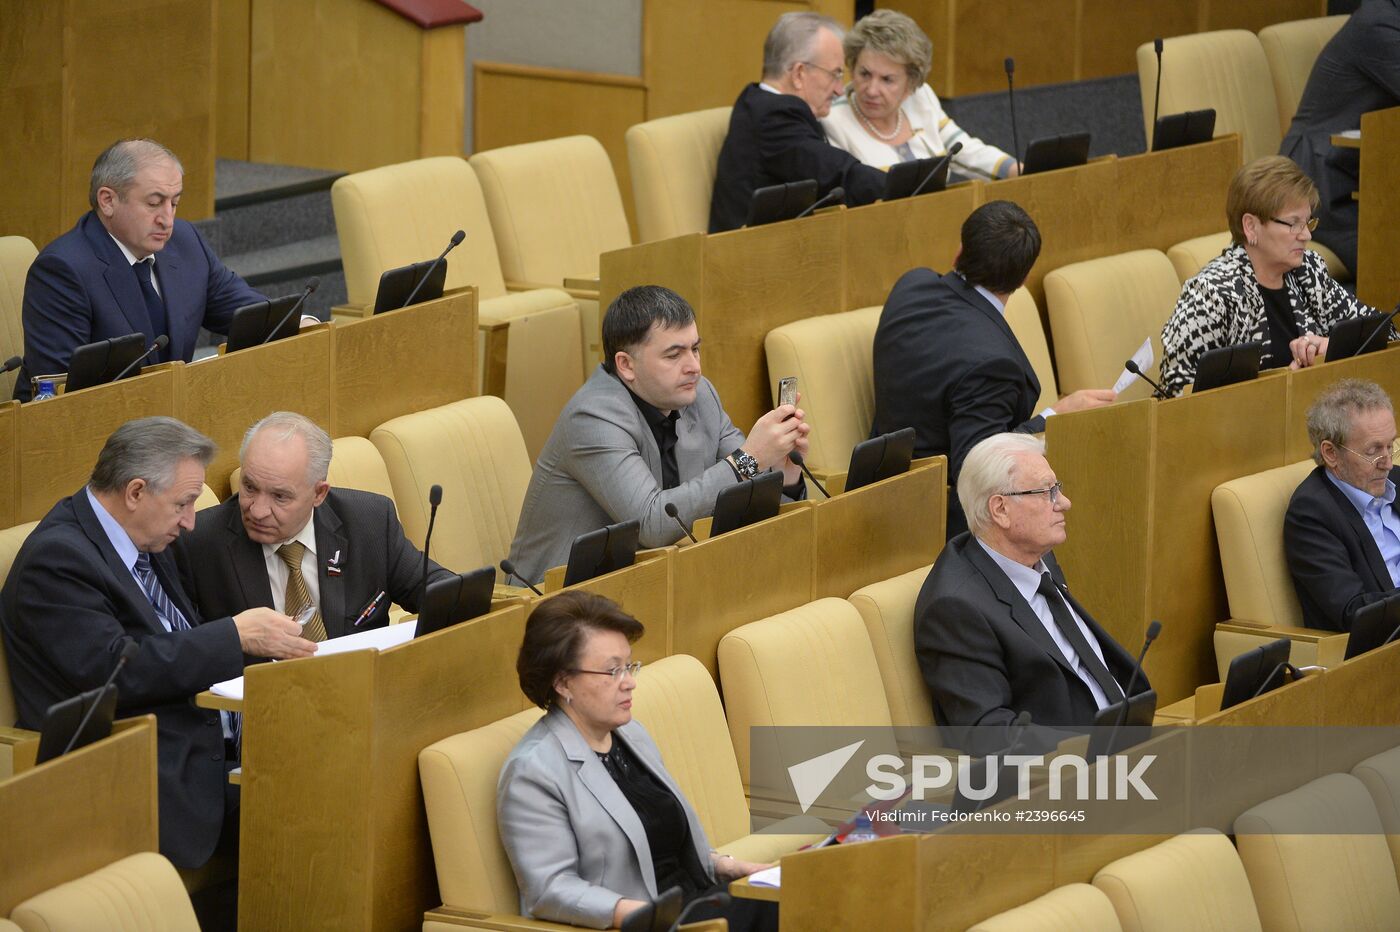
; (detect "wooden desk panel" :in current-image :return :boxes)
[810,460,946,601]
[599,233,704,320]
[672,508,815,678]
[842,186,976,310]
[1356,107,1400,309]
[333,290,478,440]
[1114,137,1240,253]
[182,329,334,499]
[1284,345,1400,462]
[701,213,847,433]
[0,717,158,915]
[543,554,674,663]
[0,401,16,529]
[16,367,178,522]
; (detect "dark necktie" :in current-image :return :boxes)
[1037,572,1123,702]
[132,258,169,360]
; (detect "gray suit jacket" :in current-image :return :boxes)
[497,708,715,928]
[508,367,747,583]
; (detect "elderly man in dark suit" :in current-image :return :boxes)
[871,200,1117,537]
[0,417,313,869]
[179,412,454,640]
[508,285,810,584]
[915,432,1148,755]
[16,138,278,400]
[1285,378,1400,631]
[708,11,886,233]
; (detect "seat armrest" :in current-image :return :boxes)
[504,279,599,301]
[562,275,600,292]
[0,725,40,775]
[1214,618,1349,680]
[424,905,580,930]
[331,302,373,322]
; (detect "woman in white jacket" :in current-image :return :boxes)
[821,9,1018,181]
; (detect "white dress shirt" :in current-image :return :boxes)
[261,518,321,614]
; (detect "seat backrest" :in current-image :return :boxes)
[1136,31,1281,164]
[1235,772,1400,931]
[331,156,507,306]
[626,107,732,243]
[370,396,532,574]
[470,135,631,284]
[1044,250,1180,396]
[718,598,892,791]
[1167,231,1233,283]
[968,882,1124,932]
[418,707,543,913]
[1259,16,1350,134]
[194,484,220,512]
[1211,459,1314,628]
[1352,744,1400,888]
[847,565,935,728]
[1093,830,1262,932]
[1005,287,1058,412]
[763,306,880,475]
[9,851,199,932]
[0,235,38,400]
[0,520,38,728]
[630,654,752,850]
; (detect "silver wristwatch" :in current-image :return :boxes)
[730,449,760,480]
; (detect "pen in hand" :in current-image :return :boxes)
[353,590,387,628]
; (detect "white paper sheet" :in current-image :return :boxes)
[1112,338,1155,395]
[209,620,418,700]
[747,866,782,888]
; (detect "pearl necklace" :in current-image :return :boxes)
[853,97,905,142]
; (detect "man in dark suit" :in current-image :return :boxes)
[0,417,313,869]
[708,12,886,233]
[15,138,271,400]
[179,412,454,639]
[871,200,1116,537]
[1285,378,1400,631]
[915,432,1148,755]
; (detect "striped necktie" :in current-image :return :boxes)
[278,541,326,642]
[132,552,190,632]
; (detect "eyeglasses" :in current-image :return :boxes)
[1000,481,1064,505]
[1271,216,1320,234]
[1335,441,1400,471]
[798,60,845,85]
[568,661,642,682]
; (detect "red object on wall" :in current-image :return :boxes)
[373,0,483,29]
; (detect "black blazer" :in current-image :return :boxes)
[0,490,245,868]
[1284,465,1400,631]
[177,488,453,639]
[914,533,1146,755]
[871,269,1045,537]
[708,83,886,233]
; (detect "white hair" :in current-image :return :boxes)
[957,433,1046,538]
[241,411,333,484]
[762,12,843,80]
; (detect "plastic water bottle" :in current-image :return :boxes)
[845,811,878,844]
[32,380,55,402]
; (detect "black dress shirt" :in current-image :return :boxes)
[626,388,682,490]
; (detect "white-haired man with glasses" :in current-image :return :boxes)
[1286,378,1400,631]
[913,432,1147,754]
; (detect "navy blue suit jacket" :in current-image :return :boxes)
[16,211,262,399]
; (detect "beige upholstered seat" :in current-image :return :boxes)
[331,156,583,458]
[9,851,200,932]
[719,599,893,792]
[1136,31,1281,164]
[370,396,532,575]
[1259,16,1350,134]
[847,566,935,728]
[1092,830,1262,932]
[1005,287,1058,413]
[968,883,1124,932]
[1044,250,1179,397]
[1211,460,1314,631]
[194,484,219,512]
[626,107,732,243]
[1235,772,1400,930]
[0,520,39,734]
[763,306,880,477]
[1169,230,1348,283]
[0,235,37,400]
[470,136,633,368]
[1353,745,1400,886]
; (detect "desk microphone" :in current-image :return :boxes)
[794,187,845,220]
[1150,38,1164,149]
[787,450,830,498]
[0,355,20,375]
[112,334,170,383]
[910,141,963,198]
[500,559,544,597]
[1004,58,1022,167]
[261,276,320,345]
[61,640,139,756]
[421,484,442,596]
[1356,299,1400,357]
[663,502,698,544]
[1124,359,1167,399]
[402,229,465,309]
[668,891,732,932]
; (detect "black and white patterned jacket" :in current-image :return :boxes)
[1160,243,1374,397]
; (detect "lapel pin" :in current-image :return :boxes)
[327,550,343,576]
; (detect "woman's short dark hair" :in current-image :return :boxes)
[516,591,645,709]
[601,285,696,374]
[953,200,1041,294]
